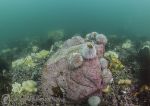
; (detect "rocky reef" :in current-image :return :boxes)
[41,33,112,103]
[2,32,150,106]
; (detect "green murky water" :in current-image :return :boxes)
[0,0,150,45]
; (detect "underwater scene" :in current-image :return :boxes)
[0,0,150,106]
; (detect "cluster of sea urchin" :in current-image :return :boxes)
[100,57,113,85]
[68,40,98,71]
[86,32,107,45]
[86,32,98,41]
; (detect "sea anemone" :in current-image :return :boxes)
[96,34,107,45]
[99,58,108,70]
[81,42,97,59]
[88,96,101,106]
[69,53,83,69]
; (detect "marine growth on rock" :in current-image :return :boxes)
[41,32,113,102]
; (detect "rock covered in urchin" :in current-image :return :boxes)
[81,42,97,59]
[88,96,101,106]
[41,35,112,102]
[96,34,108,45]
[41,36,104,101]
[99,57,108,70]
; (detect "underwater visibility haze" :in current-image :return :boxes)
[0,0,150,106]
[0,0,150,44]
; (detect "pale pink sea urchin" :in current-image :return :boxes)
[81,42,97,59]
[99,57,108,70]
[96,34,108,45]
[102,69,113,85]
[86,32,98,41]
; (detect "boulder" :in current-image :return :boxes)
[41,35,112,102]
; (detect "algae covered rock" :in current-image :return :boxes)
[41,33,112,102]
